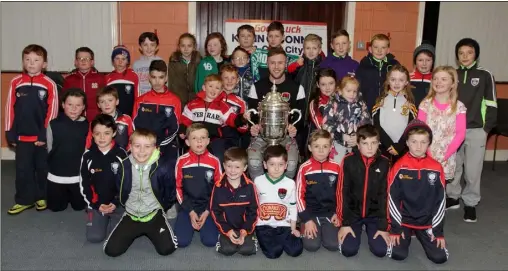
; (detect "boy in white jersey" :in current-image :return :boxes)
[254,145,303,259]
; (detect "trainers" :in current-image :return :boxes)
[7,204,34,215]
[35,200,47,211]
[446,197,460,210]
[463,206,477,223]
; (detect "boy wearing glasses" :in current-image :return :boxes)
[63,47,105,122]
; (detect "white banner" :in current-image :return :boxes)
[224,19,328,57]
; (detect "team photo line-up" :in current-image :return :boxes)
[5,19,497,263]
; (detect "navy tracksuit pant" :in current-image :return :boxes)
[340,217,388,258]
[255,225,303,259]
[15,142,48,205]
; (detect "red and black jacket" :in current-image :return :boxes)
[63,68,105,122]
[296,157,341,222]
[337,148,391,231]
[410,70,432,108]
[210,173,259,236]
[222,93,249,139]
[79,142,128,210]
[388,153,446,238]
[105,68,140,116]
[132,87,181,148]
[181,91,245,139]
[175,149,222,214]
[85,111,134,151]
[5,73,59,144]
[309,94,330,130]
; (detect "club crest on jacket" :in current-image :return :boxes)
[205,170,214,183]
[278,188,287,199]
[111,162,119,174]
[38,90,47,100]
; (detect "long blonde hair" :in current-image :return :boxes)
[424,65,459,114]
[375,64,415,107]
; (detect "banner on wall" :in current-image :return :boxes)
[224,19,328,56]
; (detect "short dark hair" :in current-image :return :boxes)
[75,47,94,60]
[149,60,167,74]
[232,46,249,58]
[22,44,48,62]
[224,147,248,166]
[91,114,117,133]
[267,21,284,35]
[267,47,286,59]
[263,144,288,162]
[237,24,255,37]
[331,29,350,41]
[62,88,86,108]
[138,32,159,46]
[356,124,380,143]
[96,86,119,102]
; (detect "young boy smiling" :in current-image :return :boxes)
[210,147,259,256]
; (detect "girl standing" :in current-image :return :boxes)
[194,32,229,93]
[168,33,202,108]
[322,76,372,164]
[372,65,417,161]
[418,66,466,182]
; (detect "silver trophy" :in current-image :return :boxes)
[246,82,302,145]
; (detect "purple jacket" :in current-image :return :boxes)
[319,55,360,81]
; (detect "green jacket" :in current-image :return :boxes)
[194,56,219,93]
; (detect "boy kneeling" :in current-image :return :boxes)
[388,119,448,264]
[211,147,259,256]
[104,128,177,257]
[337,124,390,258]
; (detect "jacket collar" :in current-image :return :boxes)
[459,61,478,70]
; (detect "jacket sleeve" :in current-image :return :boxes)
[376,160,390,231]
[79,153,98,210]
[5,78,18,144]
[372,107,395,150]
[338,158,354,226]
[85,122,93,149]
[40,80,59,142]
[162,159,177,211]
[241,184,259,234]
[194,60,206,93]
[483,70,497,133]
[132,97,141,122]
[309,101,323,129]
[296,165,312,223]
[161,102,180,147]
[46,122,53,153]
[359,100,373,126]
[175,158,193,213]
[293,85,306,130]
[134,72,141,98]
[322,100,345,146]
[210,185,232,235]
[287,61,301,75]
[388,166,403,235]
[288,183,298,223]
[432,167,446,238]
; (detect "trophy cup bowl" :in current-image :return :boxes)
[246,84,301,146]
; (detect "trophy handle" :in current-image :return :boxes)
[246,109,258,126]
[289,109,302,126]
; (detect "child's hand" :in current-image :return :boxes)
[338,226,356,244]
[34,141,46,147]
[227,230,240,244]
[243,111,251,121]
[434,237,446,249]
[291,229,301,238]
[197,210,209,229]
[297,57,304,66]
[304,220,318,239]
[98,204,109,214]
[387,146,398,156]
[373,230,390,245]
[287,124,297,138]
[390,232,405,246]
[189,211,200,230]
[237,233,246,245]
[331,214,340,227]
[250,124,261,137]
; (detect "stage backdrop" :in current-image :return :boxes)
[224,19,327,57]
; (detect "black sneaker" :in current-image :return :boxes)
[446,197,460,210]
[463,206,477,223]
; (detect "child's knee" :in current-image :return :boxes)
[340,243,360,257]
[87,232,106,243]
[201,234,218,247]
[428,249,449,264]
[303,238,321,252]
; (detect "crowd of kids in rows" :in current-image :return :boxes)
[5,20,497,264]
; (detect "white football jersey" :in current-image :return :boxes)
[254,174,297,228]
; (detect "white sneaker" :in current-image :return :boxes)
[166,205,177,219]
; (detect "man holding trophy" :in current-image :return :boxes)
[245,47,306,179]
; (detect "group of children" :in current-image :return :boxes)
[5,19,498,264]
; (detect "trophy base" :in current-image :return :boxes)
[265,139,283,146]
